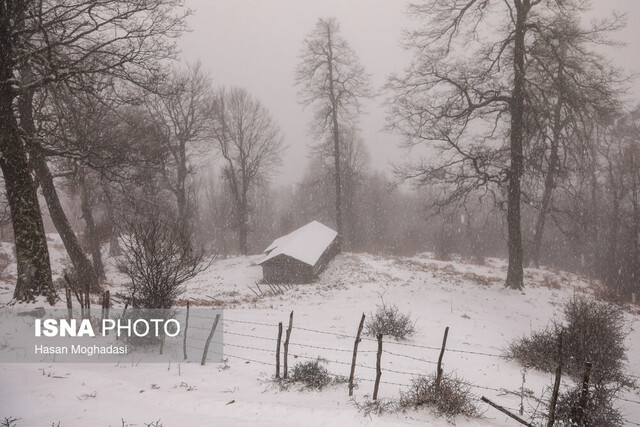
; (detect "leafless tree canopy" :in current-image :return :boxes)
[386,0,626,289]
[209,87,284,255]
[295,17,371,239]
[146,63,214,237]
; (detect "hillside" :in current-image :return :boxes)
[1,236,639,426]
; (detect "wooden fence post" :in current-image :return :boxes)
[575,361,593,425]
[547,332,563,427]
[183,301,190,360]
[481,396,534,427]
[276,322,283,379]
[436,326,449,391]
[201,313,221,366]
[349,313,366,397]
[283,311,293,379]
[373,333,383,400]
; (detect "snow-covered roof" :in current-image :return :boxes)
[258,221,338,267]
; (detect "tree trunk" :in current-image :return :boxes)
[505,0,528,290]
[327,27,344,243]
[531,62,564,269]
[238,197,248,255]
[30,147,101,285]
[588,138,600,275]
[77,168,105,280]
[176,140,189,238]
[0,13,54,301]
[18,80,100,290]
[606,163,620,293]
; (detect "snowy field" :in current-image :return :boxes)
[1,234,640,426]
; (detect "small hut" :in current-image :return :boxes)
[258,221,339,283]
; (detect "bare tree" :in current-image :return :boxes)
[387,0,616,289]
[146,64,213,238]
[524,15,623,268]
[0,0,187,301]
[295,17,371,240]
[209,87,284,255]
[38,82,125,284]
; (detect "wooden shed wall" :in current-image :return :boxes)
[262,256,314,283]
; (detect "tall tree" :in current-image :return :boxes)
[146,64,213,238]
[209,87,284,255]
[387,0,613,289]
[22,82,101,288]
[295,17,371,241]
[0,0,187,301]
[524,15,622,268]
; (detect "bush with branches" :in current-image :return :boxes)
[355,373,480,420]
[280,359,347,390]
[365,300,416,340]
[399,373,481,420]
[552,383,624,427]
[507,296,632,387]
[117,212,212,309]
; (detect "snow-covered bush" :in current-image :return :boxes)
[281,359,347,390]
[355,373,480,420]
[507,296,632,386]
[365,303,416,340]
[289,360,332,390]
[399,373,480,420]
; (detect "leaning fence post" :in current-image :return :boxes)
[201,313,221,366]
[373,333,383,400]
[349,313,365,397]
[575,360,593,425]
[547,332,563,427]
[283,311,293,379]
[436,326,449,391]
[276,322,283,379]
[183,301,190,360]
[481,396,534,427]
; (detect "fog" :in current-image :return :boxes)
[179,0,640,185]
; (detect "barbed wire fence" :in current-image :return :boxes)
[183,310,640,425]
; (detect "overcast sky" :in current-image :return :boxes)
[179,0,640,186]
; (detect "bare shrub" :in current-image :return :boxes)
[553,383,624,427]
[399,373,481,420]
[290,360,332,389]
[354,398,401,416]
[507,296,632,387]
[281,359,348,390]
[365,302,416,340]
[117,213,213,309]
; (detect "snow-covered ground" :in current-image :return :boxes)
[1,235,639,426]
